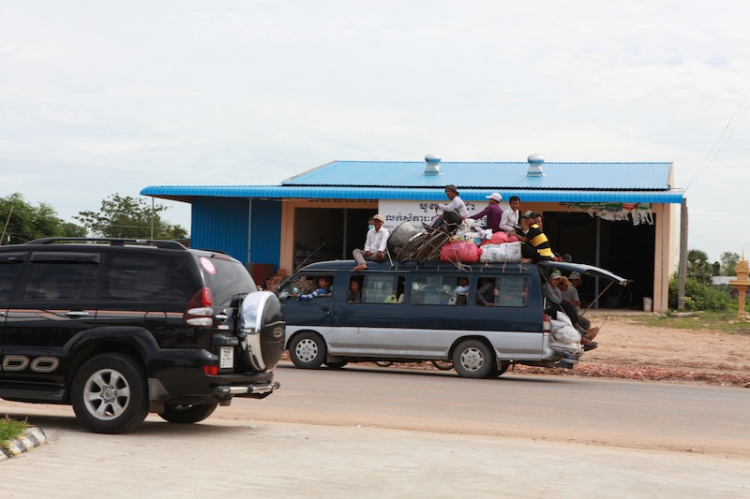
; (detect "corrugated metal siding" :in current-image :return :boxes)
[191,197,249,262]
[249,199,281,267]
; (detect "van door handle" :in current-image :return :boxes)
[320,306,330,312]
[65,311,90,318]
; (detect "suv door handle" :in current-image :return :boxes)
[215,313,228,322]
[65,311,90,318]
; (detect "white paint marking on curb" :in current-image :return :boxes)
[0,427,47,461]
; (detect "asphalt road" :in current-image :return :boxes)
[2,362,750,498]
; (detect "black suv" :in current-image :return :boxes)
[0,238,285,433]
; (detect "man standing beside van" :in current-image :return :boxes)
[353,214,390,271]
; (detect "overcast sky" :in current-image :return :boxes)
[1,1,749,262]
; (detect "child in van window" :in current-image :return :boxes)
[452,277,470,305]
[296,277,332,301]
[347,279,361,303]
[476,278,496,306]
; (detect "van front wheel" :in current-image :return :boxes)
[289,332,326,369]
[453,340,495,378]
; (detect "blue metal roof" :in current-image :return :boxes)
[141,159,683,204]
[281,160,674,190]
[141,185,684,204]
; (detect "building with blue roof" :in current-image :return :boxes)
[141,154,683,313]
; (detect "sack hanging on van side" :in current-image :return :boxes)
[479,242,522,263]
[440,241,480,263]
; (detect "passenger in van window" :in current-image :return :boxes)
[476,278,496,306]
[451,277,470,305]
[347,279,361,303]
[353,214,390,272]
[296,277,332,301]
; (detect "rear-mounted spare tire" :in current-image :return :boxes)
[238,291,286,372]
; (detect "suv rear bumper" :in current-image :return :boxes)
[215,380,280,397]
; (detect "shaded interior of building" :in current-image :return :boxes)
[291,207,655,310]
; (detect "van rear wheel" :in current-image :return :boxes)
[289,332,326,369]
[453,340,495,378]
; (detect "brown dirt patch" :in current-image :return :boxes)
[516,314,750,387]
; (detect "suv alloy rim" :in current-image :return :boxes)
[82,368,132,420]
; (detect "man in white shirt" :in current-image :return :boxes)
[499,195,521,234]
[353,214,390,271]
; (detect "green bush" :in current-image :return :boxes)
[668,278,733,311]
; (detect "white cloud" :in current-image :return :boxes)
[1,0,750,260]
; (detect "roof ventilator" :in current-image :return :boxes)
[424,154,441,175]
[527,154,545,177]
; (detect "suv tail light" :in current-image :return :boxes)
[542,313,551,332]
[184,287,214,327]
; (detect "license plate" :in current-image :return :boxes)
[220,346,234,369]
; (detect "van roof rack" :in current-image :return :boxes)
[25,238,187,250]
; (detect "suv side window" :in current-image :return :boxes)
[101,253,189,304]
[0,253,26,302]
[361,274,405,304]
[20,253,100,301]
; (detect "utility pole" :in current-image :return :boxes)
[677,199,688,311]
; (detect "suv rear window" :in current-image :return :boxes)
[198,256,257,306]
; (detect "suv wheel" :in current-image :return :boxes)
[289,332,326,369]
[71,353,149,434]
[452,340,496,379]
[158,401,219,424]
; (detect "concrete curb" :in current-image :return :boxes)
[0,427,47,461]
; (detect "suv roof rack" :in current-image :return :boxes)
[26,237,187,250]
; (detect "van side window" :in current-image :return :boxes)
[361,275,405,304]
[495,277,529,307]
[410,275,460,305]
[279,274,333,301]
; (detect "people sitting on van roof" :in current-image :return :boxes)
[431,184,469,234]
[499,195,522,234]
[466,192,503,233]
[353,214,390,271]
[297,276,332,301]
[517,211,554,263]
[543,271,598,351]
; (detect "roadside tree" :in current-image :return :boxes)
[0,193,86,244]
[75,194,187,240]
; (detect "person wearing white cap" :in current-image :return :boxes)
[466,192,504,233]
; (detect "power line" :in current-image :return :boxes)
[685,86,750,191]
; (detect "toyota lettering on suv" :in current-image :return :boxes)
[0,238,285,434]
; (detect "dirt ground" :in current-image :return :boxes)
[517,313,750,387]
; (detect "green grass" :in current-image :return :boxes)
[0,416,28,450]
[629,310,750,335]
